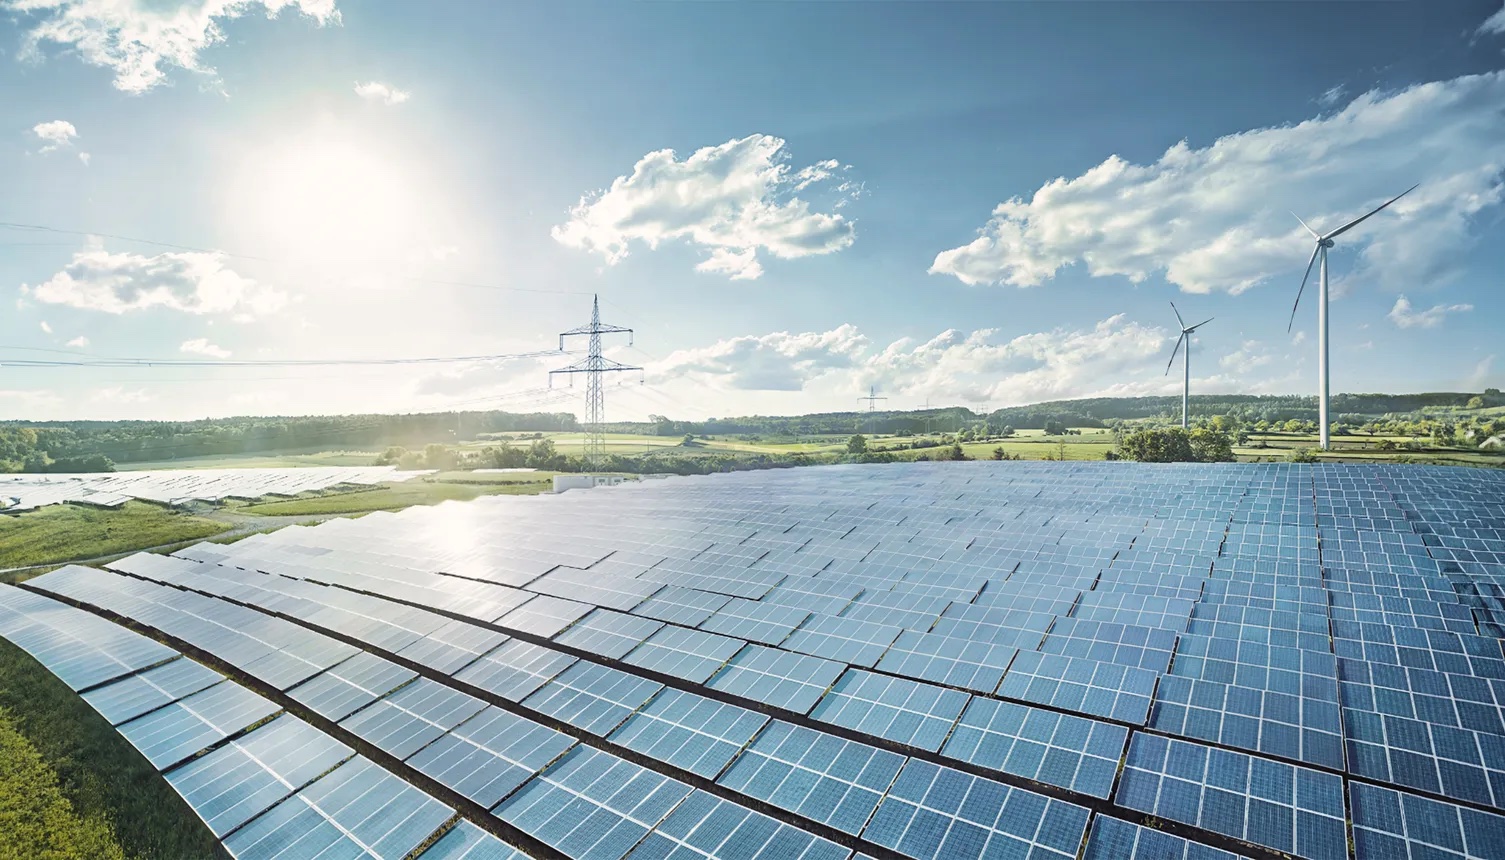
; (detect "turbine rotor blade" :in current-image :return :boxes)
[1324,183,1419,240]
[1291,212,1319,239]
[1187,317,1214,332]
[1170,301,1186,329]
[1165,333,1185,376]
[1288,244,1320,333]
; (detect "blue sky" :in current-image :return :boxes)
[1,0,1502,422]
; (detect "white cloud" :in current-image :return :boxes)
[1469,355,1496,390]
[552,134,860,280]
[1292,331,1307,346]
[1317,84,1347,107]
[354,80,409,105]
[1387,294,1473,329]
[32,119,77,152]
[78,151,90,165]
[180,337,230,358]
[654,325,869,390]
[1481,3,1505,36]
[931,71,1505,297]
[39,320,52,334]
[1220,339,1274,371]
[651,316,1186,407]
[21,248,288,316]
[65,335,88,348]
[7,0,340,94]
[415,355,556,397]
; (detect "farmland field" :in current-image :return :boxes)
[0,502,231,574]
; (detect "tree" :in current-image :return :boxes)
[1000,426,1015,438]
[1467,396,1485,410]
[423,443,455,471]
[1288,448,1319,463]
[681,434,696,447]
[846,434,868,455]
[991,447,1006,460]
[946,442,968,461]
[374,446,407,466]
[1188,428,1234,462]
[1043,419,1067,435]
[1117,428,1195,463]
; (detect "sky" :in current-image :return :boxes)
[1,0,1502,423]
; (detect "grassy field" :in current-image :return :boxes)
[1235,432,1505,466]
[0,502,231,572]
[238,477,551,516]
[0,638,227,860]
[0,705,125,860]
[120,449,381,470]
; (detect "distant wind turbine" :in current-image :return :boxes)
[1165,302,1213,430]
[1289,184,1417,450]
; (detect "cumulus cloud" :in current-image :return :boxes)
[354,80,409,105]
[552,134,861,280]
[65,335,88,348]
[931,72,1505,297]
[1387,294,1473,329]
[180,337,230,358]
[7,0,340,94]
[32,119,77,152]
[21,249,288,316]
[1221,339,1274,371]
[651,316,1184,406]
[653,325,869,390]
[1481,3,1505,36]
[39,320,52,334]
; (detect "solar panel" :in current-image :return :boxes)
[717,719,905,835]
[13,462,1505,860]
[624,790,850,860]
[165,713,352,836]
[810,669,969,752]
[406,705,574,808]
[339,676,488,759]
[609,688,769,779]
[861,758,1091,860]
[224,756,452,860]
[1081,816,1244,860]
[705,644,845,714]
[622,624,746,684]
[81,656,222,725]
[521,660,664,736]
[1350,780,1505,860]
[495,745,692,860]
[419,821,528,860]
[941,696,1127,798]
[119,680,281,770]
[1117,732,1347,860]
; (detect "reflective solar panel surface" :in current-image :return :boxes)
[6,462,1505,859]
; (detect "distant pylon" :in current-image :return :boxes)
[859,385,887,435]
[550,295,641,472]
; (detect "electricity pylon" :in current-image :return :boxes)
[859,385,887,436]
[550,295,641,472]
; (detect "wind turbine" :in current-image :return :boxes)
[1289,184,1417,450]
[1165,302,1213,430]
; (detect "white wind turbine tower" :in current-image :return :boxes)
[1165,302,1213,430]
[1289,184,1417,450]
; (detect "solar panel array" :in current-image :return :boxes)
[5,461,1505,860]
[0,466,431,513]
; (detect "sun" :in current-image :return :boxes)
[225,126,435,266]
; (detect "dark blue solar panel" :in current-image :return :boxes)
[862,758,1090,860]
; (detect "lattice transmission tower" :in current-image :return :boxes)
[549,295,641,472]
[859,385,887,436]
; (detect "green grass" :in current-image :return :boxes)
[0,502,231,571]
[120,450,380,471]
[0,705,125,860]
[0,638,227,860]
[238,479,550,516]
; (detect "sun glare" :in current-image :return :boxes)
[225,127,435,266]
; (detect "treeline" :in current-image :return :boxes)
[1007,391,1500,424]
[1,411,578,470]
